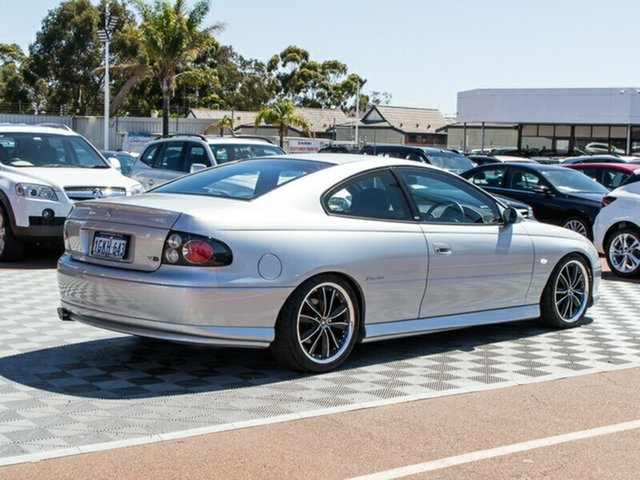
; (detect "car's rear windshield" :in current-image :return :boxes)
[208,143,284,163]
[541,169,609,194]
[0,132,108,168]
[154,158,331,200]
[422,149,474,173]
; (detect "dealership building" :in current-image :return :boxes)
[450,88,640,155]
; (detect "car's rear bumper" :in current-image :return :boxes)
[58,254,294,348]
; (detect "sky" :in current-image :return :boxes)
[1,0,638,115]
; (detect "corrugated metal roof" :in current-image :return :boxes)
[361,105,452,133]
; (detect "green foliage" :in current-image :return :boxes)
[132,0,220,134]
[267,45,364,111]
[0,44,29,110]
[255,99,311,147]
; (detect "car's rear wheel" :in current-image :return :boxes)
[562,216,591,239]
[271,275,359,372]
[0,207,23,262]
[605,228,640,278]
[540,254,591,328]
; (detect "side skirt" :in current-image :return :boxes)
[362,304,540,343]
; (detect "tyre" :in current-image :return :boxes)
[0,206,23,262]
[605,228,640,278]
[562,216,591,239]
[540,254,591,328]
[271,274,359,372]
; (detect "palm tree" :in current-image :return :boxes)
[204,114,235,136]
[132,0,221,136]
[254,99,311,148]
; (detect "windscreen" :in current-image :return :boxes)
[0,132,108,168]
[541,169,610,194]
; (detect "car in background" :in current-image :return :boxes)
[131,135,285,190]
[0,125,143,261]
[594,181,640,277]
[58,154,600,372]
[468,154,537,167]
[101,151,137,177]
[318,145,360,154]
[564,163,640,190]
[359,145,474,174]
[563,155,640,165]
[461,163,609,238]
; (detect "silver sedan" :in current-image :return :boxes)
[58,154,601,372]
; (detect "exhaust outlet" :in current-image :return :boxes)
[57,307,72,321]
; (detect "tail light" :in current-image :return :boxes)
[162,231,232,267]
[602,195,617,207]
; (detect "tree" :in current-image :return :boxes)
[132,0,221,135]
[254,99,311,148]
[0,44,29,111]
[267,45,363,111]
[204,114,235,136]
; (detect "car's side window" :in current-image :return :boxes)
[324,169,412,221]
[508,169,543,191]
[154,142,184,171]
[467,167,506,188]
[140,144,160,166]
[397,167,501,224]
[182,143,209,172]
[603,169,627,189]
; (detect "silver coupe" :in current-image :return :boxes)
[58,154,601,372]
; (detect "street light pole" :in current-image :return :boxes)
[98,2,117,150]
[354,79,367,147]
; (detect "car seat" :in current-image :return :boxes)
[350,188,391,217]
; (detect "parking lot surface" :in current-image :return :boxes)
[1,263,639,466]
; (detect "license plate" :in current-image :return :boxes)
[91,232,129,260]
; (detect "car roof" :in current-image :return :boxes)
[271,153,446,170]
[471,162,567,172]
[148,135,276,146]
[0,124,78,136]
[566,162,640,171]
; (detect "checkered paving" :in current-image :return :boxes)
[1,268,639,460]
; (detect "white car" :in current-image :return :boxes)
[0,124,143,261]
[593,181,640,277]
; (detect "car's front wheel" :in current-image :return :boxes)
[562,216,591,239]
[605,228,640,278]
[0,207,23,262]
[540,254,591,328]
[271,275,359,372]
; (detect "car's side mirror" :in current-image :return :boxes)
[532,185,552,196]
[107,157,121,172]
[502,206,523,225]
[190,163,208,174]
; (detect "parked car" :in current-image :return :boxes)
[58,154,600,372]
[359,145,474,174]
[0,125,143,261]
[593,181,640,277]
[468,155,537,166]
[564,162,640,190]
[562,155,640,165]
[461,163,609,238]
[318,145,359,154]
[131,135,285,190]
[101,150,137,177]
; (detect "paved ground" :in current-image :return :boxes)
[0,253,639,474]
[2,368,639,479]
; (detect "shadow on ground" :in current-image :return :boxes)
[0,317,593,400]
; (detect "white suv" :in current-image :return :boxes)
[0,125,143,261]
[593,180,640,277]
[130,135,284,190]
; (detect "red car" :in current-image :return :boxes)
[564,162,640,190]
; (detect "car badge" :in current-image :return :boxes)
[104,209,112,219]
[92,188,103,198]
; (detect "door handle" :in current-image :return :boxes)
[434,243,452,255]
